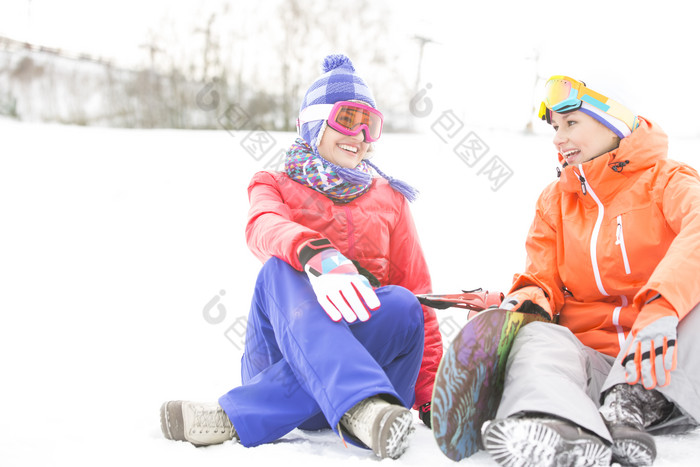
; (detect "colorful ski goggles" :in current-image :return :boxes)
[297,101,384,142]
[538,75,637,131]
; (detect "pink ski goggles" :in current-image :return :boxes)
[298,101,384,142]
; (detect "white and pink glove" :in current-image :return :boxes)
[299,239,380,323]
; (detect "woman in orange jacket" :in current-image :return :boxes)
[481,76,700,467]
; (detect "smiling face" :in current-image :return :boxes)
[550,110,621,166]
[316,125,370,169]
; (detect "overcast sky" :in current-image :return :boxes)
[2,0,700,138]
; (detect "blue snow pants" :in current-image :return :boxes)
[218,257,425,448]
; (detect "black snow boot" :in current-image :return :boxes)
[599,383,675,466]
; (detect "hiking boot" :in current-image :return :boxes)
[599,384,672,465]
[339,396,414,459]
[160,400,236,446]
[481,416,611,466]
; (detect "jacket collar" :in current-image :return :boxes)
[557,117,668,200]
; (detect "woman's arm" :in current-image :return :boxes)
[245,171,324,270]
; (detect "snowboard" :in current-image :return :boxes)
[430,308,549,461]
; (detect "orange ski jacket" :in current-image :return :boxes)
[246,170,442,407]
[510,118,700,357]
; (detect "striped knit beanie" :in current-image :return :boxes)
[298,54,376,154]
[295,54,418,202]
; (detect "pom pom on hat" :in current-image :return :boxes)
[322,54,356,73]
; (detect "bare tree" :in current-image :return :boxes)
[276,0,318,131]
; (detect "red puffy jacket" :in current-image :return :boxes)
[245,170,442,408]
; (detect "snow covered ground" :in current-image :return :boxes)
[1,117,699,466]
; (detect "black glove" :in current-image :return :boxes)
[500,286,553,321]
[513,300,551,320]
[418,402,431,428]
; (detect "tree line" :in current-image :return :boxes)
[0,1,420,131]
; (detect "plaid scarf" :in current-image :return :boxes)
[285,138,373,203]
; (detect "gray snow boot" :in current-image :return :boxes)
[599,383,674,466]
[481,415,611,467]
[160,400,237,446]
[339,396,414,459]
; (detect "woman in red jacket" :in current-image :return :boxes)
[481,76,700,466]
[160,54,441,460]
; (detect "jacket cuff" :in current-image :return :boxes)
[298,238,334,268]
[633,296,678,332]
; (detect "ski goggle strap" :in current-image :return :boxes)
[537,75,638,132]
[297,101,383,143]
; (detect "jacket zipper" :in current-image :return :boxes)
[578,166,608,297]
[615,215,631,274]
[578,165,628,350]
[578,174,587,195]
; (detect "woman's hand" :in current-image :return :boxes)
[622,301,678,390]
[500,286,552,321]
[300,239,380,323]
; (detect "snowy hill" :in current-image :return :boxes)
[1,118,699,466]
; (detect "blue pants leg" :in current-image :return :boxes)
[218,257,424,447]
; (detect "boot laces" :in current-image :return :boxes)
[192,405,232,434]
[342,397,378,432]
